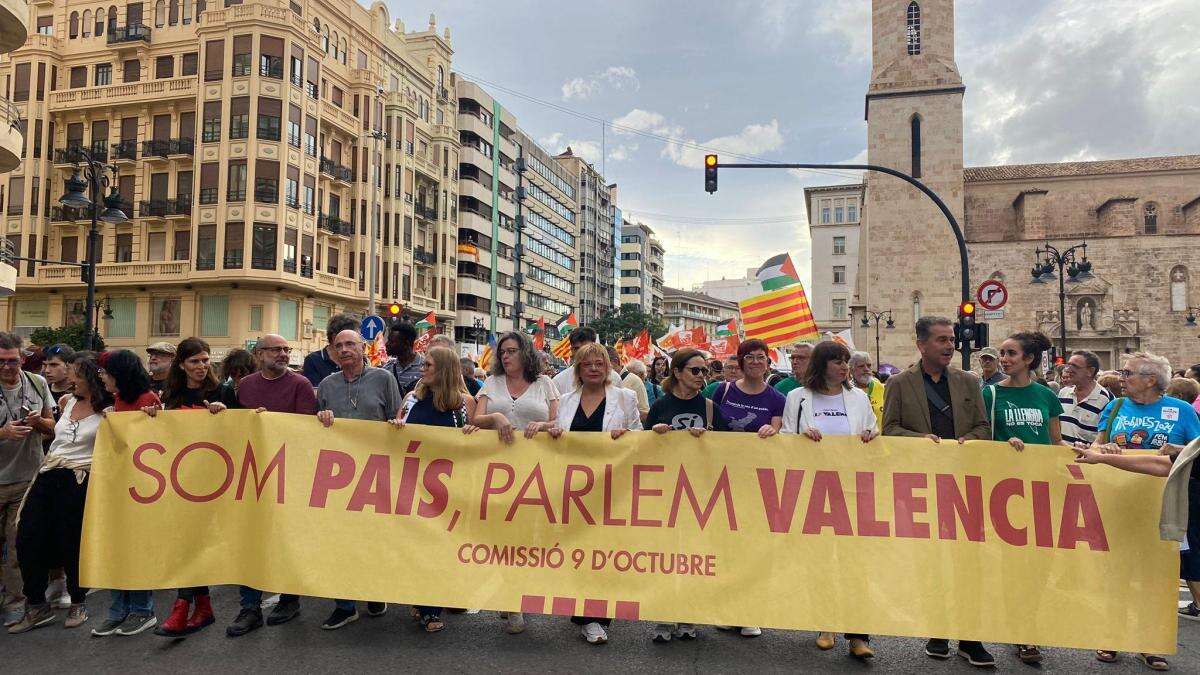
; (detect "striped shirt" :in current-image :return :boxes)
[1058,383,1114,444]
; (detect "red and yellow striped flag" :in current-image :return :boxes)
[738,283,819,347]
[551,336,573,362]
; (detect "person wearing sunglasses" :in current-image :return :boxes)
[0,332,55,629]
[8,352,112,635]
[644,347,728,644]
[222,334,317,637]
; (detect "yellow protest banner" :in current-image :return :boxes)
[81,410,1177,653]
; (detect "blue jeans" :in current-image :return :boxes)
[107,590,154,621]
[240,586,299,610]
[335,599,356,611]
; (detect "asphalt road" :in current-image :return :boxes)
[2,586,1198,673]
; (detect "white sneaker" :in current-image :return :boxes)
[505,611,526,634]
[740,626,762,637]
[652,623,673,643]
[45,578,71,609]
[581,621,608,644]
[674,623,697,640]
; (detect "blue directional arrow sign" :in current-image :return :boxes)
[360,315,386,340]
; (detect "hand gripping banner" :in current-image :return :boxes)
[80,410,1177,653]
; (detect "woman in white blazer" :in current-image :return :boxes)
[546,343,639,645]
[778,341,878,660]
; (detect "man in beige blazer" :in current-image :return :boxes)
[880,316,994,667]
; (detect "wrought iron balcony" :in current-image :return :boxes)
[317,213,350,236]
[111,140,138,161]
[141,138,195,159]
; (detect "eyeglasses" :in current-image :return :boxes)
[1118,369,1146,378]
[684,366,709,376]
[499,348,520,356]
[260,346,292,354]
[44,346,70,357]
[743,354,769,362]
[0,359,21,368]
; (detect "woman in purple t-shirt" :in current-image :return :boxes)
[711,338,785,438]
[709,338,784,639]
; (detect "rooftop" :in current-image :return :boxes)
[965,155,1200,182]
[662,286,740,310]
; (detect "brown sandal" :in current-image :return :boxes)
[1140,654,1169,671]
[1096,650,1118,663]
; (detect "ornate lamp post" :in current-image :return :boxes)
[1030,242,1093,362]
[860,309,894,369]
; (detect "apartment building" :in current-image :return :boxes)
[0,0,21,296]
[619,219,662,315]
[661,286,737,335]
[804,183,863,333]
[554,147,614,324]
[453,77,578,344]
[0,0,458,360]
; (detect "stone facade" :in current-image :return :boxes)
[840,0,1200,370]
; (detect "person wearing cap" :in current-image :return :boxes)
[977,347,1005,386]
[145,342,176,394]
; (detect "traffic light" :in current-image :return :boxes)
[954,301,976,351]
[387,303,402,320]
[704,154,718,194]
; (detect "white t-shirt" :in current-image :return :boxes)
[552,367,622,395]
[480,374,560,429]
[810,391,851,436]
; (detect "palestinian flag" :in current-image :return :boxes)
[756,253,801,292]
[556,312,579,336]
[739,282,818,347]
[715,318,738,338]
[551,335,573,362]
[415,311,436,331]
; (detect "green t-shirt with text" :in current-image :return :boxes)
[774,376,801,395]
[983,382,1064,445]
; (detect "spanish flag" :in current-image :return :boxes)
[551,335,573,362]
[738,283,818,347]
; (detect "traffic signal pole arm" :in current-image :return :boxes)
[712,159,973,369]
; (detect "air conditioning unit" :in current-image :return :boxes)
[513,272,524,286]
[516,187,526,200]
[515,215,524,228]
[515,158,526,172]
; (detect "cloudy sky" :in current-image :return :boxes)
[386,0,1200,291]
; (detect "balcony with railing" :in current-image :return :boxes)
[317,213,351,236]
[50,206,87,222]
[413,247,436,266]
[318,157,353,184]
[141,138,195,159]
[111,140,138,162]
[415,203,438,221]
[107,24,151,45]
[139,198,192,219]
[33,260,190,285]
[49,76,197,112]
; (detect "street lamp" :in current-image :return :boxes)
[860,309,894,370]
[364,129,388,317]
[3,150,127,350]
[472,317,485,354]
[1030,242,1092,362]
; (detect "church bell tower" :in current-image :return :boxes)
[855,0,966,365]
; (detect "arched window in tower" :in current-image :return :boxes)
[437,65,445,88]
[154,0,166,28]
[95,8,106,36]
[910,114,922,178]
[108,5,118,33]
[1144,202,1158,234]
[69,12,79,39]
[906,2,922,55]
[912,291,923,322]
[1171,265,1189,312]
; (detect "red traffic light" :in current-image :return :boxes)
[387,303,402,316]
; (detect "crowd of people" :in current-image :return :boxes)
[0,313,1197,671]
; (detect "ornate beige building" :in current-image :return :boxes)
[0,0,459,361]
[847,0,1200,369]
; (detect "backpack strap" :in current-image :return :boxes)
[986,384,997,439]
[23,371,48,406]
[705,396,714,430]
[1104,397,1126,442]
[718,381,732,406]
[794,390,806,432]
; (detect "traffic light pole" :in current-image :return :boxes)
[713,161,973,369]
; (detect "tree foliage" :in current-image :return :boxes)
[28,324,106,352]
[588,304,668,343]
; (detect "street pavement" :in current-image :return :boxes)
[2,585,1198,673]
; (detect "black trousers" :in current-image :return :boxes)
[16,469,88,606]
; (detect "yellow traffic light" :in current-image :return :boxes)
[705,154,718,167]
[388,303,402,316]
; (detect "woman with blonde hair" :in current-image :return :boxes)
[546,342,640,645]
[391,346,478,632]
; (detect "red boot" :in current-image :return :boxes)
[186,594,215,633]
[154,599,191,637]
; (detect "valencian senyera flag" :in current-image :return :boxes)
[739,284,819,348]
[756,253,802,292]
[552,336,573,362]
[477,333,497,371]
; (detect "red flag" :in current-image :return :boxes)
[413,327,436,354]
[677,326,706,348]
[627,329,651,361]
[707,334,741,359]
[534,317,546,350]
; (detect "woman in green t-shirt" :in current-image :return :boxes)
[982,331,1064,665]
